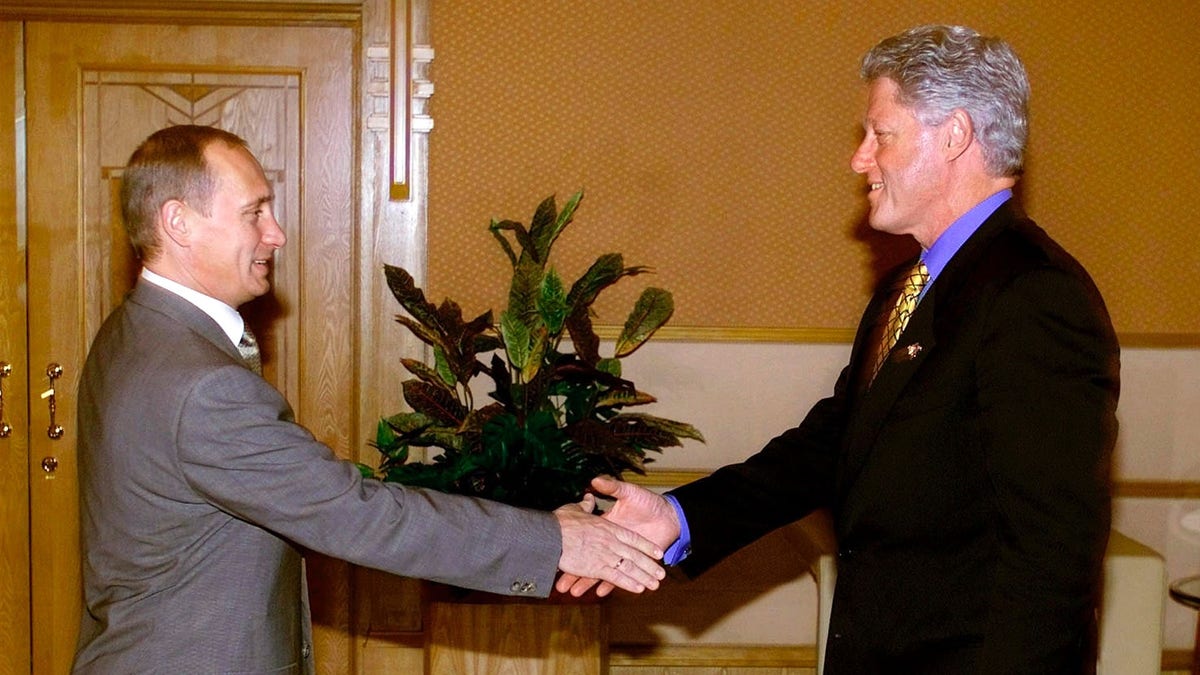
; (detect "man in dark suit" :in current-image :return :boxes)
[74,124,665,673]
[562,24,1119,674]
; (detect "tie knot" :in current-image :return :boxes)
[238,328,262,375]
[902,260,930,293]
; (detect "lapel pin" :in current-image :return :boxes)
[892,343,923,362]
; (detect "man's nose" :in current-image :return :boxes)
[850,140,874,174]
[263,216,287,249]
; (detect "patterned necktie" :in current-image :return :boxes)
[872,260,929,380]
[238,327,262,375]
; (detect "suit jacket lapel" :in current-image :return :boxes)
[836,201,1025,496]
[127,281,242,363]
[839,283,938,489]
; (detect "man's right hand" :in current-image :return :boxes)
[555,475,681,597]
[553,491,665,597]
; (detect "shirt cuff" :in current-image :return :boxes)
[662,494,692,565]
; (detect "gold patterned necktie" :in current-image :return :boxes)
[238,327,262,376]
[872,260,929,380]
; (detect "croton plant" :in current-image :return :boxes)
[360,191,703,511]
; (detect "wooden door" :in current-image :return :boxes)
[0,20,32,675]
[22,21,356,673]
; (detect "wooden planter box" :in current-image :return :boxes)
[424,585,607,675]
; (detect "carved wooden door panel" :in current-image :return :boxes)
[23,21,355,674]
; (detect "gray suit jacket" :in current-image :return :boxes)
[74,282,561,673]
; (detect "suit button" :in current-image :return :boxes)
[302,643,311,658]
[510,580,537,594]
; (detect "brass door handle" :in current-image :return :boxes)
[0,361,11,438]
[43,362,64,440]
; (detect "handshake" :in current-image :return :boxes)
[551,475,682,597]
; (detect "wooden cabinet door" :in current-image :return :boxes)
[22,21,355,674]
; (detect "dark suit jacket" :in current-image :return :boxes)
[670,200,1119,674]
[74,282,562,674]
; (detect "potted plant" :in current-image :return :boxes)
[361,190,702,511]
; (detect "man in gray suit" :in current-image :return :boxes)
[73,125,665,673]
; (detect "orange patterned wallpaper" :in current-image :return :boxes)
[425,1,1200,343]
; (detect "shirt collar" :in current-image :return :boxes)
[140,268,245,346]
[922,188,1012,285]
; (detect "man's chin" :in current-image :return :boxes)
[866,217,893,234]
[236,285,272,307]
[866,215,905,237]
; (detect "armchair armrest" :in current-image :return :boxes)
[1097,530,1166,675]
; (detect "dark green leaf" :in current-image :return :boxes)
[615,288,674,357]
[489,218,537,267]
[565,253,625,312]
[565,309,601,365]
[507,256,543,323]
[596,357,621,378]
[526,325,550,381]
[412,429,471,453]
[382,411,435,436]
[462,403,506,434]
[384,264,441,331]
[527,194,559,263]
[538,268,568,335]
[402,380,467,425]
[487,218,521,266]
[400,357,442,386]
[596,388,656,409]
[472,333,503,355]
[500,310,531,371]
[611,412,706,443]
[532,190,582,263]
[432,346,458,387]
[394,315,441,349]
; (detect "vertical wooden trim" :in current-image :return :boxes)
[388,0,410,200]
[356,0,431,670]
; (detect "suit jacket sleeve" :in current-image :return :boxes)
[174,363,562,597]
[973,264,1117,671]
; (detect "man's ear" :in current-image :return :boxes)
[160,199,190,247]
[944,108,973,162]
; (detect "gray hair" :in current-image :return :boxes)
[860,24,1030,177]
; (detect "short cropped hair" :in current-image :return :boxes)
[120,125,250,260]
[860,24,1030,177]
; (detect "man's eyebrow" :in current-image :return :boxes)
[243,194,274,209]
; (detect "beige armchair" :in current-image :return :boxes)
[1096,530,1167,674]
[813,530,1166,675]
